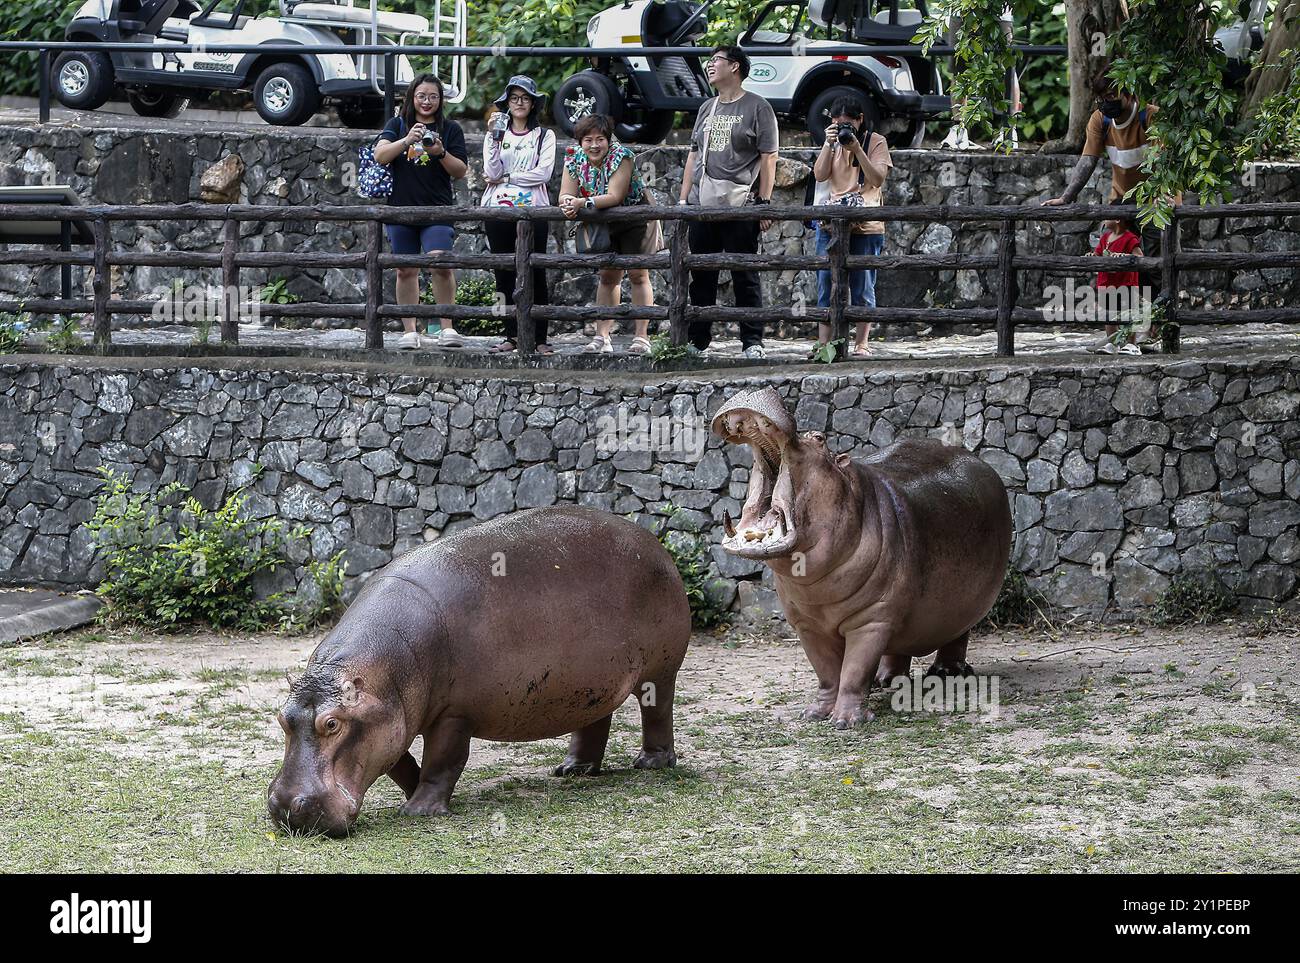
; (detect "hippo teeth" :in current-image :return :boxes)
[777,506,787,537]
[723,509,736,538]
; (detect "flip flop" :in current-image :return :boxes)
[491,339,517,353]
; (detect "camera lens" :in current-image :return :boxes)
[836,124,855,145]
[422,133,436,147]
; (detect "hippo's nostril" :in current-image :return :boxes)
[290,795,310,815]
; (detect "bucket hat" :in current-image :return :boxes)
[494,75,547,114]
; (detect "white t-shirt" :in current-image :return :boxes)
[481,126,557,207]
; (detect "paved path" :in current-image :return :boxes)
[94,320,1298,365]
[0,588,101,645]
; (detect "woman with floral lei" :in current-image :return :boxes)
[373,73,469,350]
[558,114,662,355]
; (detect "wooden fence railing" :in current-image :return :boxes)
[1,201,1298,360]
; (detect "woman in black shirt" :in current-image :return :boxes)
[373,73,469,350]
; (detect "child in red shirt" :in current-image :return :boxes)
[1091,211,1145,355]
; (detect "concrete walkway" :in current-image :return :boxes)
[0,589,101,645]
[96,320,1298,364]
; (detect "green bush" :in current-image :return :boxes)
[86,468,343,631]
[416,274,503,335]
[1154,570,1238,625]
[980,566,1051,628]
[0,311,29,354]
[648,509,730,630]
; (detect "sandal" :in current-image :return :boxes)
[851,344,871,357]
[535,343,555,356]
[629,336,652,355]
[584,335,613,354]
[491,339,517,353]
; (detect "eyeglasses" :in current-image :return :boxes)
[414,94,440,103]
[507,94,532,104]
[706,56,734,66]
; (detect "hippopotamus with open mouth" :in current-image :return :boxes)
[268,506,691,836]
[712,386,1012,728]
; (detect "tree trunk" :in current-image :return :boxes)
[1240,3,1300,119]
[1040,0,1130,153]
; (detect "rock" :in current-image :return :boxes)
[1044,489,1123,531]
[515,464,558,508]
[199,154,246,203]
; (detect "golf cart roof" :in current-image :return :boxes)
[808,0,930,42]
[280,0,430,34]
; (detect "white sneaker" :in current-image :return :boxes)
[398,331,422,350]
[992,127,1019,152]
[743,344,766,360]
[1093,341,1118,355]
[438,327,466,348]
[941,125,978,151]
[1119,342,1142,356]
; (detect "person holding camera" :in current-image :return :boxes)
[482,75,558,355]
[811,96,892,357]
[678,45,778,359]
[372,73,469,350]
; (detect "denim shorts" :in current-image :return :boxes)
[385,223,455,254]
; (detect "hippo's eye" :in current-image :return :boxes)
[322,717,341,736]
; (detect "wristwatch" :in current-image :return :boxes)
[585,197,596,210]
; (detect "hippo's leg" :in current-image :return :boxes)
[830,626,889,729]
[388,751,421,799]
[553,714,613,777]
[926,631,974,678]
[792,625,845,721]
[399,716,473,818]
[633,675,677,770]
[874,654,911,688]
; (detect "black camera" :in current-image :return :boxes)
[421,131,440,149]
[835,123,859,146]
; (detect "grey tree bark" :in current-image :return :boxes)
[1040,0,1130,154]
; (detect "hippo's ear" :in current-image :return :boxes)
[339,677,364,707]
[836,453,852,469]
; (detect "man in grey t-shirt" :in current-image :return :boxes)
[678,45,778,358]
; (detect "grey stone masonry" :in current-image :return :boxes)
[1,352,1297,619]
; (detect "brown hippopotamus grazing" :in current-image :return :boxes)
[268,506,691,836]
[712,386,1012,729]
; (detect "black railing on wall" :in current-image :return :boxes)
[1,201,1299,360]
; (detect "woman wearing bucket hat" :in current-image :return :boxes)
[482,75,558,355]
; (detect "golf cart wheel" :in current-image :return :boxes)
[805,85,882,147]
[897,120,926,150]
[51,51,114,111]
[615,109,676,146]
[253,62,321,127]
[337,100,390,129]
[127,88,189,119]
[553,71,623,137]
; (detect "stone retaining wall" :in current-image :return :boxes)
[1,352,1296,619]
[1,122,1297,327]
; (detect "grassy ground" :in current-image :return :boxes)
[1,617,1297,873]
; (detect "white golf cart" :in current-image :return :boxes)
[553,0,950,146]
[54,0,467,127]
[1216,0,1272,85]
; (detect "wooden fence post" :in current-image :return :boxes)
[219,217,239,344]
[829,218,850,360]
[1160,217,1181,354]
[514,217,536,354]
[365,218,383,349]
[91,217,110,347]
[996,218,1017,357]
[668,218,689,346]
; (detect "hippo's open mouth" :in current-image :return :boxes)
[710,388,799,559]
